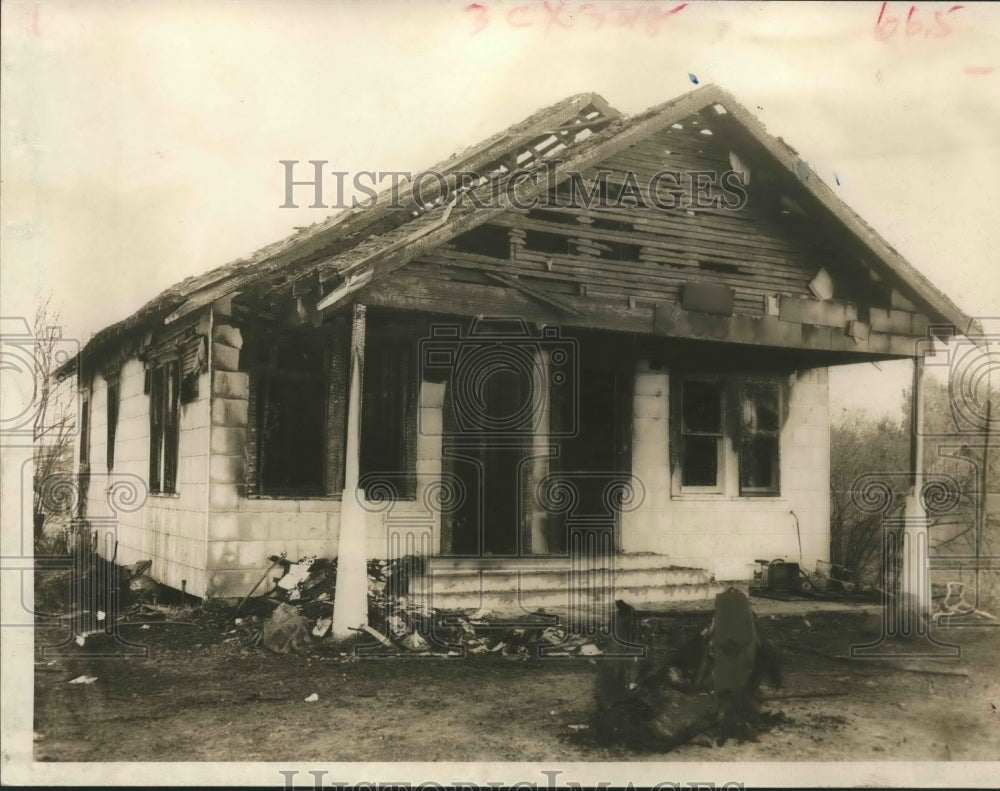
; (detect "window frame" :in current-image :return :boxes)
[672,373,784,499]
[678,376,726,494]
[359,318,419,501]
[241,312,421,502]
[250,335,332,498]
[105,376,120,472]
[148,359,180,495]
[78,388,91,472]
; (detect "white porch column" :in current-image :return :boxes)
[901,352,931,627]
[528,346,552,554]
[332,304,369,639]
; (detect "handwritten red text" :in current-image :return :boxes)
[464,2,688,36]
[874,2,963,42]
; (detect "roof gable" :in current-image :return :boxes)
[302,85,976,337]
[415,123,887,320]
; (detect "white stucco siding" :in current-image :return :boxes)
[621,362,830,581]
[84,354,211,596]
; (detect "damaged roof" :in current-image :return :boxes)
[60,84,979,376]
[61,91,619,375]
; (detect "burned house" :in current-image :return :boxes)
[60,84,977,620]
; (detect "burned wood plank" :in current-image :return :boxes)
[710,99,974,332]
[847,320,870,343]
[497,214,816,273]
[481,271,583,315]
[360,274,653,335]
[70,84,978,384]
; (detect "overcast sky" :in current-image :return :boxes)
[3,0,998,416]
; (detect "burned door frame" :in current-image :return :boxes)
[438,323,634,557]
[438,319,538,557]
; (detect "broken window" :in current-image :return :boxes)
[680,379,725,490]
[675,376,783,497]
[149,360,180,494]
[106,377,120,471]
[739,381,781,496]
[255,339,328,496]
[360,323,418,500]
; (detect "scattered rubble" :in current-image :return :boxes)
[749,558,878,602]
[221,553,629,658]
[42,547,790,670]
[932,581,998,623]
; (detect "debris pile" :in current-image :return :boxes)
[749,558,879,602]
[592,588,785,751]
[932,581,998,623]
[46,547,625,658]
[261,603,313,654]
[224,554,613,657]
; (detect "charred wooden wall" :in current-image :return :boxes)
[364,118,933,359]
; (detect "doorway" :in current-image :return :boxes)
[442,355,533,556]
[440,329,633,557]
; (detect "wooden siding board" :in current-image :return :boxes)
[500,215,812,272]
[418,254,796,315]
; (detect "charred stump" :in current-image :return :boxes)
[593,588,783,751]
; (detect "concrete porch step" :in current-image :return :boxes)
[407,555,728,611]
[414,565,714,594]
[414,581,729,611]
[426,552,695,572]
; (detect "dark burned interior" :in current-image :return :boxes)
[228,296,835,559]
[239,310,420,500]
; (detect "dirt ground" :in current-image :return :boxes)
[33,606,1000,763]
